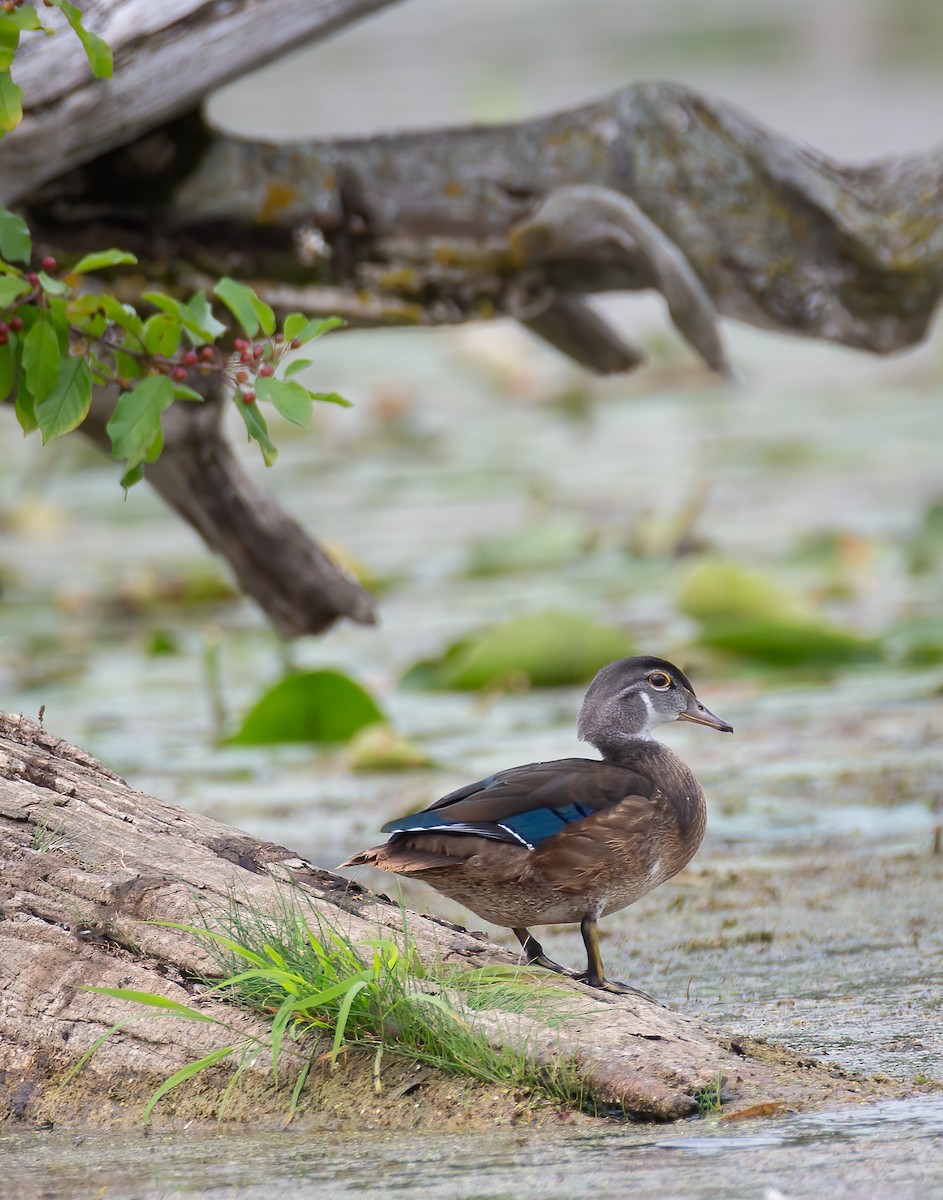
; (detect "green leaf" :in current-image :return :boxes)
[58,1,112,78]
[106,374,175,470]
[402,611,632,691]
[142,312,181,356]
[252,295,275,337]
[310,390,352,408]
[228,670,385,745]
[15,377,36,434]
[0,338,13,401]
[143,291,223,346]
[37,270,67,296]
[283,313,343,343]
[67,292,143,339]
[4,8,44,32]
[173,383,205,402]
[0,274,28,306]
[143,1046,236,1125]
[185,291,226,341]
[35,355,92,443]
[70,248,137,274]
[283,357,312,378]
[235,397,278,466]
[0,68,20,132]
[255,376,312,426]
[21,314,61,402]
[120,463,145,490]
[0,204,29,262]
[112,349,142,383]
[0,25,18,75]
[213,277,265,339]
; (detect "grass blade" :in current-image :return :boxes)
[143,1045,236,1124]
[81,986,218,1022]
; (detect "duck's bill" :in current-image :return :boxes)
[678,693,733,733]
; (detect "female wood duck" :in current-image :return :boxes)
[341,656,732,995]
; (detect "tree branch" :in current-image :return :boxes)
[25,82,943,374]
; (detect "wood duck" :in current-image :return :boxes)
[341,656,732,995]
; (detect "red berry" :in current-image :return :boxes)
[239,350,252,364]
[273,332,285,344]
[0,322,7,335]
[233,338,248,352]
[259,363,274,377]
[183,350,198,365]
[242,389,256,404]
[200,346,215,361]
[252,343,263,358]
[0,331,7,346]
[290,338,301,350]
[236,370,249,383]
[10,316,24,332]
[172,366,188,382]
[41,256,57,272]
[27,273,39,287]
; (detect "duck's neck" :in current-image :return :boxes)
[598,735,706,843]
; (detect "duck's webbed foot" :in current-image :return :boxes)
[578,916,659,1003]
[573,971,658,1002]
[512,927,572,976]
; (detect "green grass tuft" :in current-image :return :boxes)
[81,889,586,1121]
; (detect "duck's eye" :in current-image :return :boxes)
[647,671,671,690]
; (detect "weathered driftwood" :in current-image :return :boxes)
[20,80,943,373]
[0,0,399,205]
[0,711,900,1126]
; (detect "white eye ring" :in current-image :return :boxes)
[647,671,671,690]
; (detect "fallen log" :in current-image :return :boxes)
[0,710,906,1128]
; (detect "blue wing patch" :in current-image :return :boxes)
[382,802,593,850]
[496,803,593,848]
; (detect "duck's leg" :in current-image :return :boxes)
[512,927,570,975]
[576,917,657,1001]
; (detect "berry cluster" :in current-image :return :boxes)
[0,314,24,345]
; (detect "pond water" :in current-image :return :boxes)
[4,1095,943,1198]
[2,1,942,1196]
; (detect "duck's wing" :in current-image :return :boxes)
[381,758,656,850]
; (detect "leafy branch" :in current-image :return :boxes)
[0,4,348,487]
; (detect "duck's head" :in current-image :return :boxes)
[577,656,732,755]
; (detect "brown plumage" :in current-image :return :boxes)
[341,656,731,995]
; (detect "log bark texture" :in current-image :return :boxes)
[0,711,902,1127]
[0,0,401,204]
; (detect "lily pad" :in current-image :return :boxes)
[465,518,594,577]
[884,617,943,666]
[679,560,800,624]
[229,670,385,745]
[347,724,437,771]
[402,610,632,691]
[696,620,882,667]
[680,561,881,667]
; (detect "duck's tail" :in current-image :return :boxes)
[338,841,458,874]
